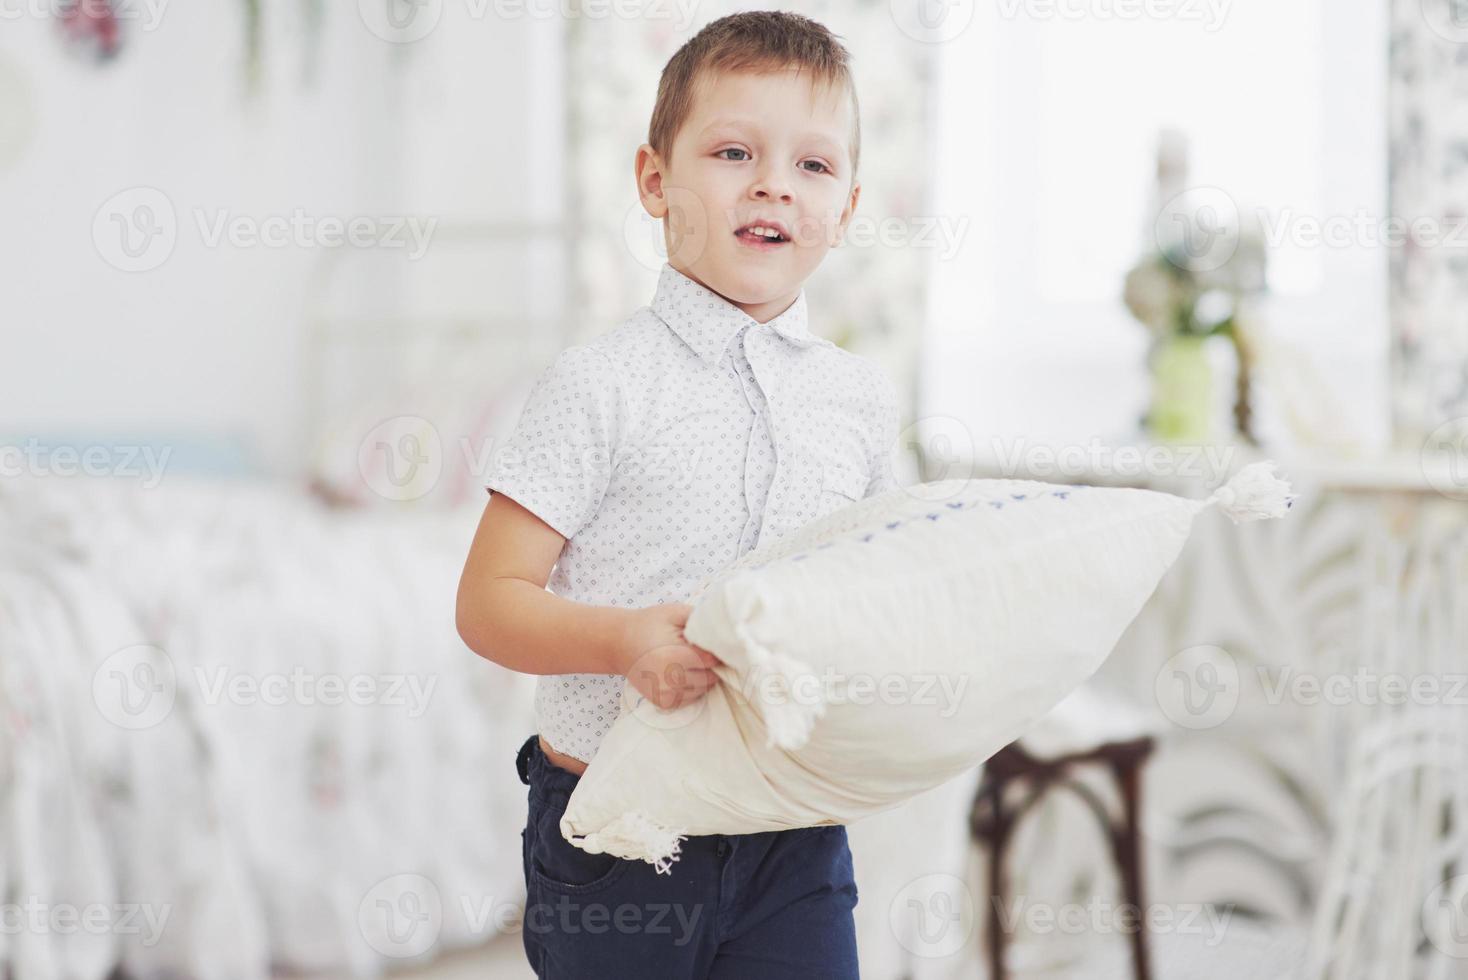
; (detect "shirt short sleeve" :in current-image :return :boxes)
[864,371,901,500]
[484,345,622,540]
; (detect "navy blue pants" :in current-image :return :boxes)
[515,733,860,978]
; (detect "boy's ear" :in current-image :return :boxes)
[834,179,861,246]
[635,143,669,219]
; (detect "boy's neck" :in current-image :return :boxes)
[676,264,800,324]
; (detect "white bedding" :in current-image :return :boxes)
[0,472,988,979]
[0,474,536,980]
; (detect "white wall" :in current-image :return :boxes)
[0,2,564,477]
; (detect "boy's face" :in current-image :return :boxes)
[636,67,860,322]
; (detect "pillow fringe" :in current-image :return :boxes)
[1203,460,1298,525]
[734,618,827,751]
[570,811,688,875]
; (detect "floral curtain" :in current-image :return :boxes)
[1388,0,1468,448]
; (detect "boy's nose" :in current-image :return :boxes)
[750,171,794,204]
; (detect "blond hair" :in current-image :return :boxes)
[648,11,860,179]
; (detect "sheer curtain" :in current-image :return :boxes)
[924,0,1390,459]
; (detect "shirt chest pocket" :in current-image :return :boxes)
[821,461,869,505]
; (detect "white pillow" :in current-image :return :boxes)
[559,462,1296,873]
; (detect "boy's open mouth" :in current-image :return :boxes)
[734,220,792,248]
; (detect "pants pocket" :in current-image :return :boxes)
[527,794,632,895]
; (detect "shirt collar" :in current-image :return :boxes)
[650,262,817,367]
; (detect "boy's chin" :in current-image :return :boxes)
[713,259,801,301]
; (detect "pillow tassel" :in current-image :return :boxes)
[571,811,688,875]
[734,618,826,752]
[1202,460,1297,525]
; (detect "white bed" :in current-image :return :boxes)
[0,471,537,980]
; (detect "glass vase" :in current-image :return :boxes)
[1146,333,1213,444]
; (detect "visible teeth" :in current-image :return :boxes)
[745,225,782,240]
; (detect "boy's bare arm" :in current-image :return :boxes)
[456,493,635,675]
[456,494,721,705]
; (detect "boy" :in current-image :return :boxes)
[456,10,899,977]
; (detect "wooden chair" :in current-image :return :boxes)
[969,687,1158,980]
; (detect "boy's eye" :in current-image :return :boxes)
[717,148,750,162]
[802,160,832,175]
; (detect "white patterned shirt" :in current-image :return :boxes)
[483,262,900,762]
